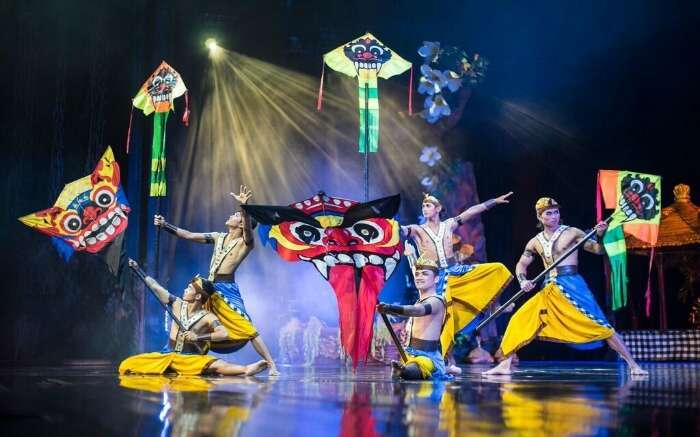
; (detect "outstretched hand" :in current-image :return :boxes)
[128,258,139,269]
[230,185,252,205]
[495,192,513,204]
[154,214,165,227]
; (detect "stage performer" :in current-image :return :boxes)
[377,257,450,380]
[483,197,647,375]
[154,185,279,376]
[119,260,268,376]
[401,192,514,374]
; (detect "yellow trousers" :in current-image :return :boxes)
[440,263,513,355]
[500,283,614,356]
[205,293,259,352]
[405,354,436,379]
[119,352,217,376]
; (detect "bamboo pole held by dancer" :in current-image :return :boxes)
[379,312,408,363]
[475,212,619,332]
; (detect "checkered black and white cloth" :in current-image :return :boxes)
[619,330,700,361]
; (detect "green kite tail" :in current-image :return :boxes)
[358,70,379,153]
[603,224,628,311]
[150,112,168,197]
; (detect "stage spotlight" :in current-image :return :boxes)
[205,37,224,60]
[205,38,219,51]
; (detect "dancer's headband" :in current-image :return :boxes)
[535,197,560,215]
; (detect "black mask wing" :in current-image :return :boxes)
[241,204,323,228]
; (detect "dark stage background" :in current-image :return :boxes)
[1,0,698,363]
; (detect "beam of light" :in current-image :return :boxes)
[496,99,584,184]
[159,50,437,359]
[205,37,223,60]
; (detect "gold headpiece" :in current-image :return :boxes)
[414,256,439,272]
[423,192,441,207]
[191,274,215,297]
[535,197,560,215]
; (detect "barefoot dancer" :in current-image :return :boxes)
[119,260,268,377]
[483,198,647,376]
[401,192,514,374]
[377,258,449,380]
[155,185,279,376]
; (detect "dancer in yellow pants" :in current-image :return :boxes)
[483,197,647,375]
[119,260,268,377]
[402,192,514,374]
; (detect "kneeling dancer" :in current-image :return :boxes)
[377,258,450,380]
[119,259,268,377]
[402,192,514,373]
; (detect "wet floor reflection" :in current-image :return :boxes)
[1,362,699,436]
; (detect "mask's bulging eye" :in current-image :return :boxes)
[61,212,82,234]
[349,220,384,244]
[351,44,366,54]
[290,222,322,245]
[92,187,116,208]
[369,45,384,56]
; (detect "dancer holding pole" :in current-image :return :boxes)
[119,259,269,376]
[401,192,514,374]
[377,257,450,380]
[154,185,279,376]
[482,197,647,375]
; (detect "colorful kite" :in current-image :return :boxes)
[597,170,661,311]
[317,33,412,153]
[127,61,189,196]
[19,147,130,261]
[243,193,403,366]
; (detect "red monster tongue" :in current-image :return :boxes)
[328,263,386,367]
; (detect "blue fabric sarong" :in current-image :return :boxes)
[435,264,476,295]
[544,273,613,350]
[213,281,252,321]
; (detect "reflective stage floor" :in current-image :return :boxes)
[1,361,698,436]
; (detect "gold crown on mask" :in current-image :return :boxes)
[535,197,560,215]
[414,256,439,272]
[423,192,441,207]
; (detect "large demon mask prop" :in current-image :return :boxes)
[19,147,130,259]
[619,173,660,222]
[243,193,402,365]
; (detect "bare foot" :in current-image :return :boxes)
[446,364,462,376]
[630,366,648,376]
[481,362,512,376]
[268,365,281,377]
[245,360,269,376]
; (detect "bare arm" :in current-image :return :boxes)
[575,222,608,255]
[194,317,230,342]
[128,259,177,305]
[231,185,254,246]
[451,191,513,231]
[401,224,418,239]
[377,297,443,317]
[516,239,538,292]
[240,210,254,246]
[154,215,217,244]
